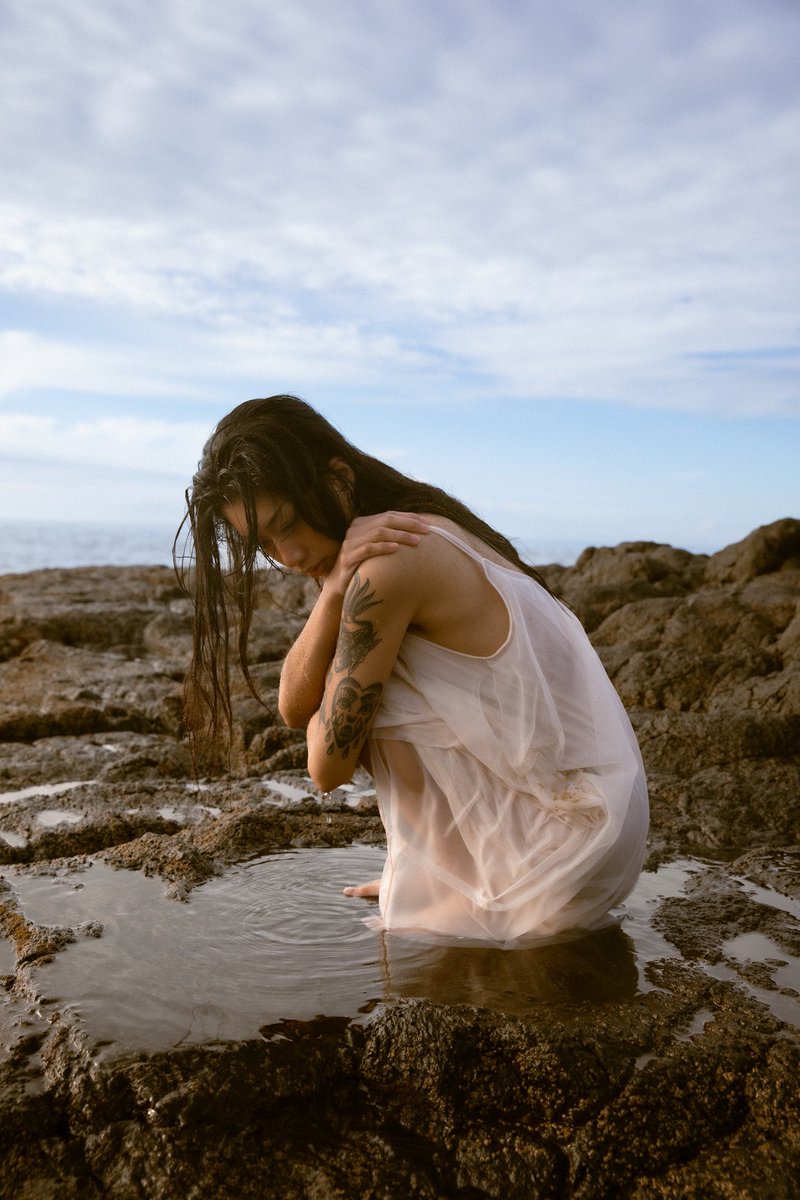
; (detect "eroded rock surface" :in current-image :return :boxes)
[0,519,798,1198]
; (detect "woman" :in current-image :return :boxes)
[179,395,648,945]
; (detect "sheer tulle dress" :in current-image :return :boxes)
[367,525,649,946]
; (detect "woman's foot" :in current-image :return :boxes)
[343,878,381,898]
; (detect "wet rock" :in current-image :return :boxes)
[0,640,183,742]
[0,564,182,661]
[652,863,800,963]
[729,846,800,900]
[103,803,384,896]
[0,882,77,965]
[1,966,797,1200]
[0,731,191,788]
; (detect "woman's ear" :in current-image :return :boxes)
[328,457,355,487]
[327,457,355,518]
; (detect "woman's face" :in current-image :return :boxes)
[222,493,341,579]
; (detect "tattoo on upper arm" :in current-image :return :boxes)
[333,571,382,673]
[322,572,385,759]
[324,676,383,758]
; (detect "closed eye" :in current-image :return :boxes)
[258,503,295,556]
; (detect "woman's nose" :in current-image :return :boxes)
[276,538,305,569]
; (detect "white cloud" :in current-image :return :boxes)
[0,328,236,412]
[0,411,209,476]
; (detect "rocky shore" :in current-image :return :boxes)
[1,518,798,1198]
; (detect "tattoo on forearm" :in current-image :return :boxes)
[323,676,383,758]
[333,571,382,673]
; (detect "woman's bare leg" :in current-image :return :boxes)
[342,878,381,898]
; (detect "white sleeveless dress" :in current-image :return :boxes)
[367,525,649,946]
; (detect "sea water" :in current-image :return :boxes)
[0,520,178,575]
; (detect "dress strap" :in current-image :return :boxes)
[427,524,488,565]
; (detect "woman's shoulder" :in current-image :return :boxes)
[363,517,467,582]
[416,515,527,575]
[361,519,513,653]
[355,519,482,608]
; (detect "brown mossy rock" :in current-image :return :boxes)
[554,542,707,633]
[729,845,800,899]
[594,589,790,713]
[0,732,191,788]
[0,565,182,661]
[3,982,797,1200]
[140,604,194,659]
[101,804,385,896]
[632,709,800,774]
[575,518,800,857]
[0,561,314,665]
[704,517,800,585]
[645,761,800,855]
[0,813,185,868]
[0,640,183,741]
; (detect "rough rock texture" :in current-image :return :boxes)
[0,519,798,1198]
[547,518,800,863]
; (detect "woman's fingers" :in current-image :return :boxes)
[324,512,430,593]
[345,512,430,551]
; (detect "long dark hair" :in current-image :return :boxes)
[175,394,556,761]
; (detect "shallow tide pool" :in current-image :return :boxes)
[4,847,799,1056]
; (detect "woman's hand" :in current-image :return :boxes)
[323,511,430,598]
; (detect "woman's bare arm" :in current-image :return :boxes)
[306,552,421,792]
[277,582,346,730]
[278,512,429,730]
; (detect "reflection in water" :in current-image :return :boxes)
[8,846,656,1054]
[377,923,639,1013]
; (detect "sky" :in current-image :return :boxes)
[1,0,798,557]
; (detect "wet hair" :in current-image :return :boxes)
[175,394,557,764]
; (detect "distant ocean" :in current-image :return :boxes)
[0,519,586,576]
[0,521,179,576]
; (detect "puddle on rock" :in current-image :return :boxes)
[723,931,798,988]
[731,874,800,920]
[157,804,222,824]
[263,780,314,804]
[621,858,707,991]
[0,781,94,806]
[0,937,15,975]
[11,848,390,1052]
[716,929,800,1024]
[261,772,375,809]
[36,810,84,828]
[6,850,799,1057]
[0,831,28,849]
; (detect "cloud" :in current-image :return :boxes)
[0,410,210,477]
[0,0,797,427]
[0,330,200,400]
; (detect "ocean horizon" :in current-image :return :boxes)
[0,520,179,576]
[0,518,602,577]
